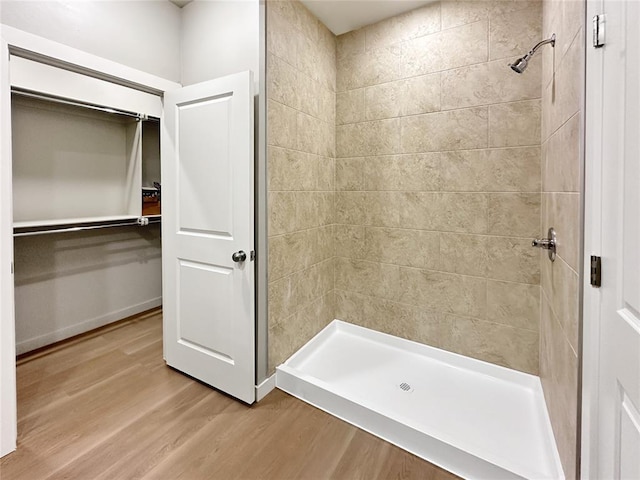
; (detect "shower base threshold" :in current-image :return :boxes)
[276,320,564,480]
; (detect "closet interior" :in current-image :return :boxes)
[11,55,164,354]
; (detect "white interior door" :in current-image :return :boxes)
[584,1,640,477]
[162,71,255,404]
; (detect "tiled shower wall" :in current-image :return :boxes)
[539,0,584,478]
[266,0,336,372]
[333,1,543,374]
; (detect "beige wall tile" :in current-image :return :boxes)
[441,0,536,29]
[336,89,365,125]
[267,100,297,149]
[487,280,540,330]
[268,147,317,191]
[440,315,539,373]
[401,107,488,153]
[441,0,490,29]
[364,227,440,270]
[267,7,298,66]
[297,71,320,117]
[314,225,335,264]
[441,59,541,110]
[363,192,401,227]
[543,112,580,193]
[487,236,540,284]
[269,229,316,281]
[294,192,333,230]
[398,192,442,231]
[316,156,335,191]
[556,28,584,128]
[334,289,366,325]
[403,74,442,116]
[268,259,334,326]
[268,53,299,109]
[399,192,488,234]
[402,20,488,77]
[365,74,441,120]
[398,268,487,318]
[337,118,401,157]
[297,31,322,82]
[364,154,442,191]
[337,28,365,60]
[320,118,336,158]
[489,99,541,147]
[556,0,585,62]
[335,192,366,225]
[335,258,401,301]
[317,86,336,125]
[544,192,581,272]
[361,297,441,347]
[336,157,365,191]
[546,256,579,353]
[335,224,365,260]
[317,46,337,92]
[337,45,402,91]
[364,2,441,51]
[440,147,541,192]
[440,233,488,277]
[438,193,489,234]
[487,193,541,237]
[489,4,542,61]
[539,294,578,480]
[268,191,297,236]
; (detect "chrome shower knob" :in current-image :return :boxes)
[532,227,556,262]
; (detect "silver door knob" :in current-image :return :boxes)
[232,250,247,263]
[532,227,556,262]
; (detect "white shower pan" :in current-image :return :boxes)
[276,320,564,480]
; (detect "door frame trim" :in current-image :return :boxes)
[581,0,605,476]
[0,24,182,457]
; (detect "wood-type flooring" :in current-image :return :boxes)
[0,309,459,480]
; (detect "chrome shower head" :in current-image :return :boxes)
[509,55,530,74]
[509,33,556,74]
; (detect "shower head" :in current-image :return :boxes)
[509,55,530,74]
[509,33,556,74]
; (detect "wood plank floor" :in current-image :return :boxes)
[1,310,459,480]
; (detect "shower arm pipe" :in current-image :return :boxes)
[525,34,556,58]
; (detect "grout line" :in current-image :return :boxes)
[333,256,540,286]
[334,287,540,334]
[332,98,541,127]
[540,286,579,357]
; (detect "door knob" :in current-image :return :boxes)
[232,250,247,263]
[532,227,556,262]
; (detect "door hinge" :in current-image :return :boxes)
[590,255,602,287]
[593,14,605,48]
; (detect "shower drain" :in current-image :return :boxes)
[398,382,413,393]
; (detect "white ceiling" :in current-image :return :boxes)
[300,0,435,35]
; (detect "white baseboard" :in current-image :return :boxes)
[255,373,276,402]
[16,297,162,355]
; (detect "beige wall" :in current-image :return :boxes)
[266,0,336,372]
[334,1,543,374]
[539,0,584,478]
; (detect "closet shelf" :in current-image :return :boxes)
[13,215,161,237]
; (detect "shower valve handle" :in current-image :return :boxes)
[531,238,553,248]
[532,227,556,262]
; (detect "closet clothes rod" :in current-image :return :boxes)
[10,88,159,121]
[13,217,161,237]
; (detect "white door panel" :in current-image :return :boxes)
[162,70,255,404]
[585,0,640,476]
